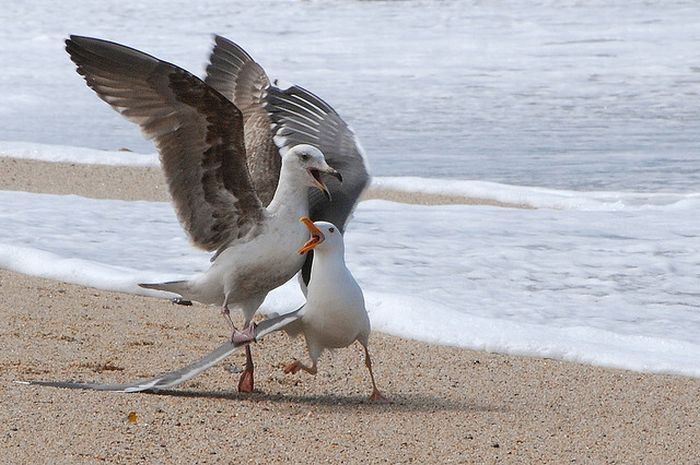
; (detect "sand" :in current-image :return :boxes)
[1,156,698,464]
[0,157,527,208]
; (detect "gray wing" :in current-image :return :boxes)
[204,35,281,206]
[65,36,265,251]
[265,84,372,286]
[21,341,242,393]
[265,84,371,231]
[20,309,304,394]
[204,36,371,226]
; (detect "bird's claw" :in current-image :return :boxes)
[283,360,301,374]
[369,389,390,404]
[237,369,254,393]
[231,323,256,346]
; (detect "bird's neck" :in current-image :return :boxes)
[267,165,309,219]
[311,247,347,274]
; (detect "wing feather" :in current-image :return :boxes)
[266,84,370,231]
[205,35,280,205]
[65,36,264,251]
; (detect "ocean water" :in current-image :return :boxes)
[0,1,699,377]
[1,0,699,191]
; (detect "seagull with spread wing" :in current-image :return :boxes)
[204,35,370,285]
[64,36,369,393]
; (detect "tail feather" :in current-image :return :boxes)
[139,280,190,296]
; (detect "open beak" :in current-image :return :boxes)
[309,167,342,201]
[328,169,343,183]
[298,216,324,255]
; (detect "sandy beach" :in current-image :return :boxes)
[1,156,698,464]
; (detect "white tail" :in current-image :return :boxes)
[139,280,190,296]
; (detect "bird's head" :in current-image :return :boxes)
[284,144,342,200]
[298,217,343,255]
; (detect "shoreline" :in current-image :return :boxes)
[0,156,529,208]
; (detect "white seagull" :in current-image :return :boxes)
[64,36,369,393]
[23,217,386,402]
[250,217,386,402]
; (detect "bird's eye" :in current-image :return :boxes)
[300,154,310,161]
[329,227,335,233]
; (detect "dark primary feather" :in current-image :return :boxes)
[204,35,281,206]
[65,35,264,252]
[266,84,370,232]
[204,36,371,231]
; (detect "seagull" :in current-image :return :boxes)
[204,35,370,286]
[64,36,370,393]
[20,217,386,402]
[251,217,386,402]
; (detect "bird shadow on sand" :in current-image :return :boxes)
[145,388,507,414]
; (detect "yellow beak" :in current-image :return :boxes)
[298,216,324,254]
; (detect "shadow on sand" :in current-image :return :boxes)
[146,388,508,414]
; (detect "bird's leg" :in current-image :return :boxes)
[283,359,318,375]
[221,305,236,332]
[220,299,254,391]
[220,292,239,331]
[231,322,256,345]
[363,344,388,403]
[237,345,255,393]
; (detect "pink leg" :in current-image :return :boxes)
[283,359,317,375]
[363,344,389,403]
[222,305,236,331]
[237,345,254,393]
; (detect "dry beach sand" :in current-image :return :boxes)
[1,156,699,464]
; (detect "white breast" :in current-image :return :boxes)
[196,218,308,304]
[302,260,369,349]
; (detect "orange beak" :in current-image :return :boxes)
[298,216,324,255]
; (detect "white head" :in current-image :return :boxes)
[283,144,342,199]
[297,217,344,256]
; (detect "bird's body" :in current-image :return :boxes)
[253,218,385,401]
[141,149,315,324]
[26,218,385,401]
[298,238,369,353]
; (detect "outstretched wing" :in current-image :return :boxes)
[265,84,371,231]
[204,37,371,227]
[22,341,243,393]
[265,84,371,287]
[21,306,304,394]
[65,36,265,251]
[204,35,281,206]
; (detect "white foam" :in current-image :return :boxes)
[2,142,697,212]
[0,243,165,297]
[0,190,698,377]
[0,141,159,167]
[373,176,700,211]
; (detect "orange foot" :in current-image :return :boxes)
[283,360,301,374]
[238,369,254,393]
[369,389,390,404]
